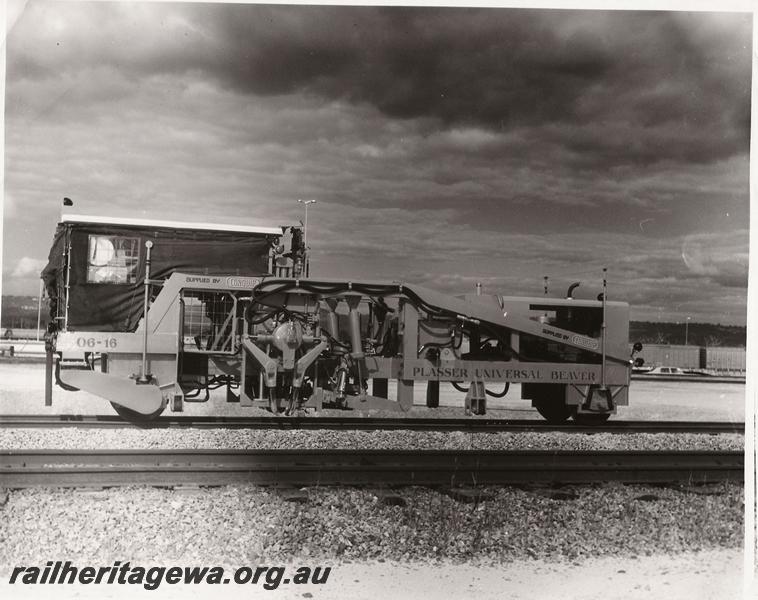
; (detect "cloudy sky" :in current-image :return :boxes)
[1,2,751,325]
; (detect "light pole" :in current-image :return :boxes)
[297,199,317,248]
[685,316,691,345]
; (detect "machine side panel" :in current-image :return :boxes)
[403,360,629,385]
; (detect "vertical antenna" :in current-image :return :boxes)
[298,199,316,278]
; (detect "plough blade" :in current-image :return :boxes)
[58,370,165,415]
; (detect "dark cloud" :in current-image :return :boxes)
[9,5,750,171]
[207,8,749,167]
[199,6,619,127]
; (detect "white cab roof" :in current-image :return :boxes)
[61,213,284,235]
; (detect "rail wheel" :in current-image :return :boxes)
[110,402,165,425]
[573,412,611,424]
[530,383,573,423]
[534,400,574,423]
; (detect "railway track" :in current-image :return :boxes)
[0,414,744,434]
[0,449,743,488]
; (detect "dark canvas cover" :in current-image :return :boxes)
[42,221,275,332]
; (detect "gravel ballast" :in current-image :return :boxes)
[0,482,743,573]
[0,428,744,451]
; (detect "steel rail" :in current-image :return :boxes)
[0,414,745,434]
[0,449,743,488]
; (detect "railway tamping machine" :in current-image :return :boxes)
[42,214,635,423]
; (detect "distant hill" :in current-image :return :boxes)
[629,321,745,347]
[0,295,748,347]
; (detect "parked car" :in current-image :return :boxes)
[644,366,709,376]
[647,366,684,375]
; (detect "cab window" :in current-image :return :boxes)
[87,235,140,284]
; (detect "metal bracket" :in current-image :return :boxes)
[582,385,615,413]
[242,337,279,387]
[293,340,328,387]
[465,380,487,415]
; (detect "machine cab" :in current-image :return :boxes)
[42,214,296,333]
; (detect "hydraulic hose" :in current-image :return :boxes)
[451,381,510,398]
